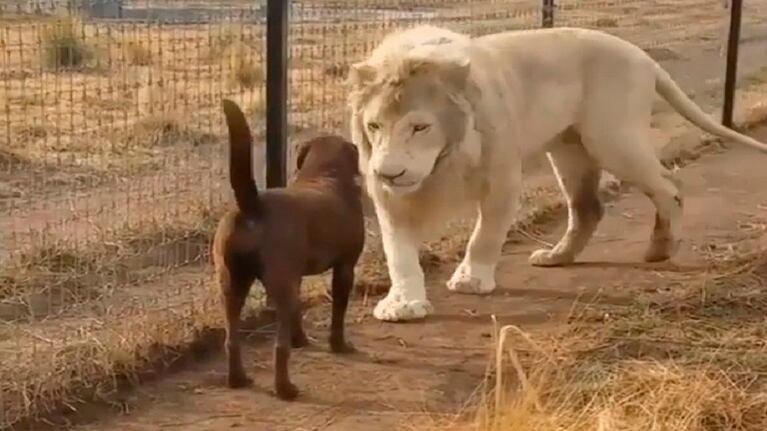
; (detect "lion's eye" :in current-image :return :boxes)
[367,122,380,132]
[412,124,430,133]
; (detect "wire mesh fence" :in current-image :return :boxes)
[0,0,766,427]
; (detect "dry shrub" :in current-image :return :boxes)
[41,16,93,69]
[222,41,265,89]
[124,38,152,66]
[206,25,264,89]
[594,17,618,28]
[123,113,217,149]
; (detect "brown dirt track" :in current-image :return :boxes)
[32,126,763,431]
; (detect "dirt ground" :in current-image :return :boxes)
[28,126,760,431]
[2,2,767,428]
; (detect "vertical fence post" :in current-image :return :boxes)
[266,0,289,188]
[542,0,555,28]
[721,0,743,128]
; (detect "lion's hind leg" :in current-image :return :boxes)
[529,131,604,267]
[639,168,683,262]
[580,129,682,263]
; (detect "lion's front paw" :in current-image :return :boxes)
[373,293,433,322]
[528,248,574,267]
[446,262,496,294]
[643,237,679,262]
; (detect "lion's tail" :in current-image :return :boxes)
[654,64,767,152]
[222,99,260,215]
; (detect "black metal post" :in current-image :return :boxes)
[542,0,555,28]
[266,0,289,188]
[722,0,743,128]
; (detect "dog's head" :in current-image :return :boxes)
[294,136,360,181]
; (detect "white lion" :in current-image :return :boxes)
[347,25,767,322]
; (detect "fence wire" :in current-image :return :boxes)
[0,0,766,428]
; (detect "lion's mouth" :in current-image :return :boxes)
[428,146,451,177]
[378,146,451,195]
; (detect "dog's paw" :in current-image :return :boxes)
[446,262,496,294]
[275,381,299,401]
[330,339,357,354]
[528,248,574,267]
[373,295,433,322]
[292,332,310,349]
[228,373,253,389]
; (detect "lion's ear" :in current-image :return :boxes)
[349,110,372,176]
[404,47,471,89]
[348,61,377,88]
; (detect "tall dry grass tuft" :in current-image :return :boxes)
[421,252,767,431]
[434,330,767,431]
[41,16,93,69]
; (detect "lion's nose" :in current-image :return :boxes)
[375,168,407,183]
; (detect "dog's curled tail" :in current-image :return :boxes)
[222,99,260,214]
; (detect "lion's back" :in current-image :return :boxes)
[367,25,471,64]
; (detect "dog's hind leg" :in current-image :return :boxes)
[330,261,357,354]
[529,131,604,267]
[270,279,300,401]
[220,269,253,389]
[290,285,309,348]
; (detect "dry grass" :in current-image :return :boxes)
[418,251,767,431]
[124,38,153,66]
[221,41,265,90]
[0,199,230,428]
[0,199,219,317]
[122,113,219,149]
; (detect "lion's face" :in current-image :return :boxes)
[349,45,473,197]
[361,79,460,195]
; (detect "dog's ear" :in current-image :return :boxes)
[295,142,310,171]
[349,143,360,174]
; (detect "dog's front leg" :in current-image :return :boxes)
[373,210,433,322]
[329,262,357,353]
[448,160,521,294]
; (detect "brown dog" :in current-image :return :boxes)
[213,99,364,400]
